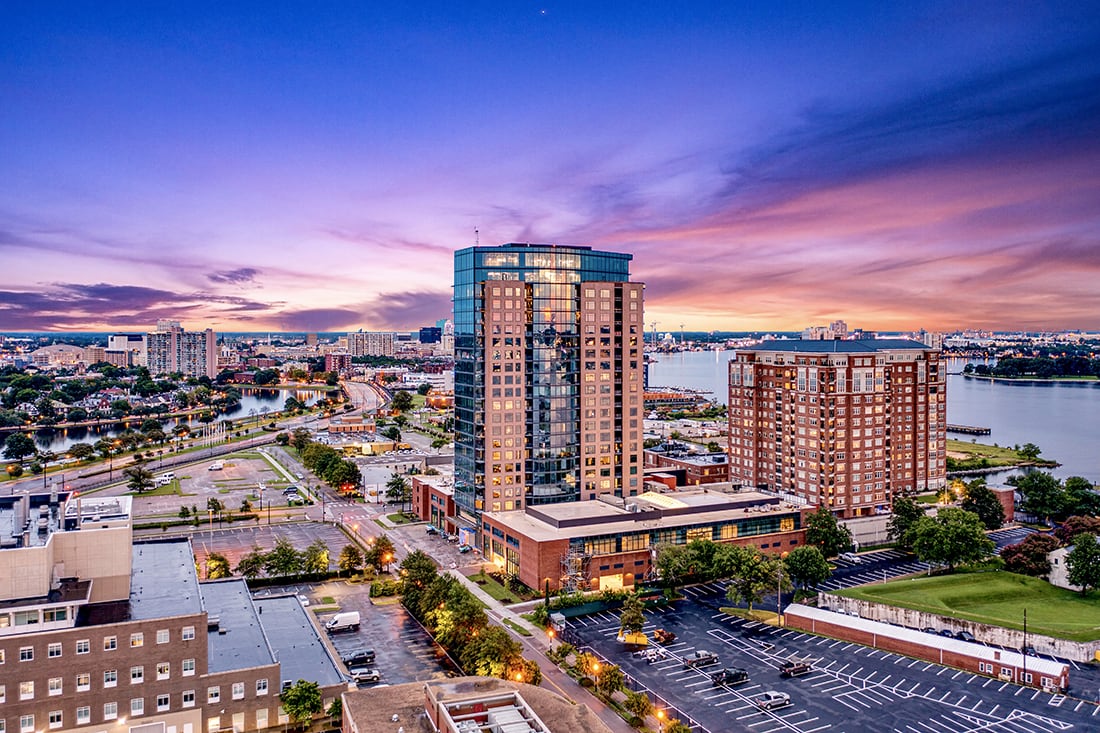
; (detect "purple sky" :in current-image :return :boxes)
[2,2,1099,333]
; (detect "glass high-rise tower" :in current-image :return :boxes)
[453,243,645,529]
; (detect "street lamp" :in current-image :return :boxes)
[547,628,556,650]
[656,709,666,732]
[592,661,600,691]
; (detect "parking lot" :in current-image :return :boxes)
[561,593,1100,732]
[254,578,457,687]
[190,522,350,572]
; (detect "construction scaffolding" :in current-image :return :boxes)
[559,544,590,593]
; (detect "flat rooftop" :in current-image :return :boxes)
[130,539,203,620]
[490,488,797,542]
[253,594,343,687]
[200,580,275,673]
[343,677,613,733]
[0,492,131,550]
[744,338,931,353]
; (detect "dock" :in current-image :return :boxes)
[947,424,991,435]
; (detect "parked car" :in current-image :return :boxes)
[283,486,300,496]
[955,630,976,643]
[325,611,361,633]
[297,594,310,607]
[922,627,937,634]
[457,544,472,553]
[208,462,224,471]
[939,629,954,637]
[652,628,676,644]
[340,648,376,666]
[347,667,380,684]
[645,647,665,663]
[683,650,719,668]
[780,660,811,678]
[426,525,439,535]
[757,691,791,710]
[839,552,861,563]
[711,668,749,686]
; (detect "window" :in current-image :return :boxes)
[182,658,195,676]
[104,669,118,687]
[208,718,220,733]
[182,690,196,708]
[104,636,117,651]
[157,694,170,712]
[48,642,62,658]
[157,629,170,644]
[104,702,118,721]
[232,682,244,700]
[76,707,91,725]
[76,673,90,692]
[0,650,4,663]
[20,715,34,733]
[76,639,90,655]
[157,662,170,680]
[49,677,62,696]
[208,686,220,703]
[131,698,144,716]
[20,681,34,700]
[256,679,268,696]
[0,683,5,702]
[19,646,33,662]
[131,666,144,684]
[256,708,268,729]
[182,626,195,641]
[49,711,62,730]
[130,632,144,648]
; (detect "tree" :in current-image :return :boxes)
[290,428,312,452]
[399,550,439,616]
[235,546,267,579]
[726,548,787,612]
[655,543,691,589]
[1065,533,1100,595]
[275,432,290,446]
[264,537,303,577]
[1055,515,1100,544]
[784,546,832,589]
[911,507,995,571]
[3,433,36,461]
[368,534,397,572]
[390,390,414,412]
[804,506,853,558]
[960,478,1005,530]
[1010,471,1065,524]
[385,472,411,512]
[417,382,432,396]
[1062,477,1100,517]
[1000,533,1060,576]
[68,442,95,462]
[665,721,693,733]
[382,425,402,442]
[460,625,522,678]
[280,679,323,726]
[706,441,721,453]
[124,466,155,493]
[338,544,364,575]
[302,539,330,574]
[888,496,926,551]
[619,592,645,634]
[205,552,232,579]
[1018,443,1043,461]
[6,463,23,478]
[596,663,625,696]
[622,690,654,724]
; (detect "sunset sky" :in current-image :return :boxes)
[2,2,1099,333]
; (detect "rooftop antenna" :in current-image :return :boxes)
[680,323,685,346]
[474,227,480,246]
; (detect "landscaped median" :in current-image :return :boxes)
[826,571,1100,660]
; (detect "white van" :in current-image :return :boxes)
[325,611,361,633]
[208,462,224,471]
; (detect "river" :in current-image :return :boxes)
[647,350,1100,483]
[28,387,329,453]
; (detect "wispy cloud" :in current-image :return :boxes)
[207,267,260,285]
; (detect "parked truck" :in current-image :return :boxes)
[683,649,719,668]
[325,611,361,633]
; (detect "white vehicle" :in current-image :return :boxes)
[208,462,224,471]
[839,552,861,563]
[325,611,360,633]
[155,476,172,487]
[757,691,791,710]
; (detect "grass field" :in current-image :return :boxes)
[834,572,1100,642]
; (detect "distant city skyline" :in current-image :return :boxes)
[2,3,1099,333]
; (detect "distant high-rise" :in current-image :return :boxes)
[453,243,645,529]
[346,331,395,357]
[146,324,217,378]
[728,339,946,518]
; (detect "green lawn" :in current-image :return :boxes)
[469,572,520,603]
[834,572,1100,642]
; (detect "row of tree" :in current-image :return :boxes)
[400,550,542,684]
[289,429,364,494]
[1001,516,1100,594]
[1009,472,1100,523]
[965,356,1100,379]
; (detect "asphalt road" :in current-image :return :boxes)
[561,593,1100,733]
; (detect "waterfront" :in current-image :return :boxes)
[648,350,1100,483]
[28,387,328,453]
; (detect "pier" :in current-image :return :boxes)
[947,424,991,435]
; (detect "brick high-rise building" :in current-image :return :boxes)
[346,331,395,357]
[453,244,645,534]
[727,339,946,518]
